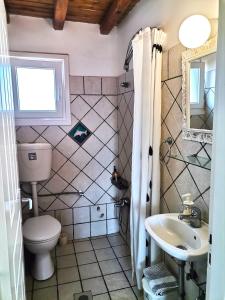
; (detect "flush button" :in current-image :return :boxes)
[28,152,37,160]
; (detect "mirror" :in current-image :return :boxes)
[182,36,217,144]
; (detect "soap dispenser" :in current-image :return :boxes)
[181,193,194,222]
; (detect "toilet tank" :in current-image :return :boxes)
[17,143,52,182]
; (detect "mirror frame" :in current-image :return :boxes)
[182,36,217,144]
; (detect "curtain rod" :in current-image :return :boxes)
[123,27,163,72]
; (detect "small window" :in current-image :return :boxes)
[10,52,71,126]
[190,61,205,108]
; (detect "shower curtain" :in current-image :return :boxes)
[130,27,166,289]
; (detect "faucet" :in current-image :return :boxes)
[179,206,202,228]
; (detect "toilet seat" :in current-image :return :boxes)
[23,215,61,243]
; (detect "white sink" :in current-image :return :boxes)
[145,213,209,261]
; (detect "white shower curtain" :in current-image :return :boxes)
[130,27,166,289]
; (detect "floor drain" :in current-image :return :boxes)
[176,245,187,250]
[74,291,92,300]
[79,296,89,300]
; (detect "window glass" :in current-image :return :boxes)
[190,67,200,104]
[16,67,56,111]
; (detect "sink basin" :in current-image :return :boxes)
[145,213,209,261]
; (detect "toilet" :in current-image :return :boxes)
[23,215,61,280]
[17,143,62,280]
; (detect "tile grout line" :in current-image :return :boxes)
[105,235,138,300]
[89,237,113,300]
[72,241,84,293]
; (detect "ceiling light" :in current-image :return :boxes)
[179,15,211,49]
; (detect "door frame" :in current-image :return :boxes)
[206,0,225,298]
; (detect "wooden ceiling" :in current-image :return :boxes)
[4,0,140,34]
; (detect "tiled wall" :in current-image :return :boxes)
[117,71,134,243]
[161,44,211,222]
[161,43,212,298]
[17,76,120,240]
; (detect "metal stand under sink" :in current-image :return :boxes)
[177,260,186,300]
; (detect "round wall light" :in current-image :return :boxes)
[179,15,211,49]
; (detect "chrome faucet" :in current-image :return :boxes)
[178,206,202,228]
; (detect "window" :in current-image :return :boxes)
[10,52,71,125]
[190,61,205,109]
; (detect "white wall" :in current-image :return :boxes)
[7,0,218,76]
[7,15,119,77]
[117,0,218,74]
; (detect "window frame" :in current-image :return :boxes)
[10,52,71,126]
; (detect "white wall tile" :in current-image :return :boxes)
[74,223,90,239]
[107,219,119,234]
[91,221,106,237]
[107,203,117,219]
[91,205,106,221]
[73,207,90,224]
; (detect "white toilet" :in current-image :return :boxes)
[17,143,62,280]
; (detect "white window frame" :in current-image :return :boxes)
[10,52,71,126]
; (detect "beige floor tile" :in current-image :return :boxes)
[99,259,122,275]
[57,254,77,269]
[74,240,93,253]
[76,251,97,265]
[82,277,107,295]
[33,286,57,300]
[112,245,130,258]
[57,266,79,284]
[95,248,115,261]
[58,281,82,300]
[92,237,110,249]
[33,274,57,290]
[110,288,136,300]
[108,234,125,247]
[56,242,74,256]
[93,293,110,300]
[79,262,101,279]
[104,272,129,291]
[118,256,132,270]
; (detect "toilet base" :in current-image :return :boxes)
[32,252,54,280]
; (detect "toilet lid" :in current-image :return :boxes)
[23,215,61,242]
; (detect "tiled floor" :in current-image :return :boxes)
[25,233,143,300]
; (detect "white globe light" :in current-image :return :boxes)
[179,15,211,49]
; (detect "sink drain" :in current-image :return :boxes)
[176,245,187,250]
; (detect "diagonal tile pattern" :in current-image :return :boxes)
[117,71,134,243]
[17,76,120,239]
[161,44,211,222]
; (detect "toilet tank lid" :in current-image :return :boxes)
[17,143,52,150]
[23,215,61,242]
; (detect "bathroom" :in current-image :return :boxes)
[0,0,224,299]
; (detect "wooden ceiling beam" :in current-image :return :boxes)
[53,0,69,30]
[100,0,139,35]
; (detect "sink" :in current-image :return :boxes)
[145,213,209,261]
